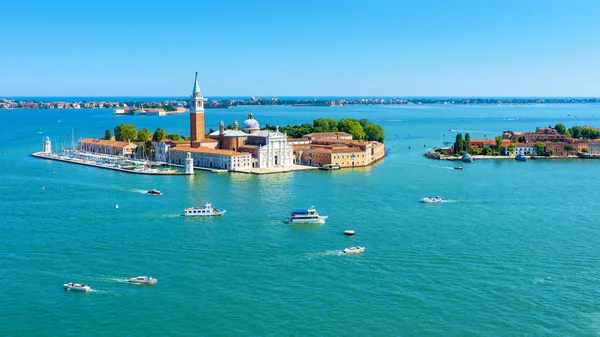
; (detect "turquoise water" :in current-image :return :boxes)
[2,104,600,335]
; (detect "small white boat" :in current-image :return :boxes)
[420,196,443,203]
[64,282,91,292]
[184,203,226,217]
[147,189,161,195]
[286,207,328,224]
[344,230,355,236]
[129,276,157,284]
[343,246,365,254]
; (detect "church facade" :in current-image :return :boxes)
[208,112,294,168]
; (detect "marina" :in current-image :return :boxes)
[32,151,188,175]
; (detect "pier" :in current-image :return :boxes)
[32,152,190,175]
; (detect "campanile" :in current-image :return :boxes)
[190,72,205,145]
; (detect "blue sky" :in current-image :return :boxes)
[2,0,600,96]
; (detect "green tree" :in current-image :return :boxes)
[313,118,338,132]
[104,129,111,140]
[464,133,471,153]
[533,141,546,154]
[569,126,582,139]
[338,118,365,140]
[453,133,464,154]
[365,124,385,142]
[152,127,165,142]
[114,123,138,142]
[482,146,492,155]
[555,123,567,134]
[564,144,575,152]
[495,136,503,150]
[582,147,589,153]
[137,128,151,143]
[167,134,181,141]
[507,143,516,154]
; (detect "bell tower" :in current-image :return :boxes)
[190,72,205,145]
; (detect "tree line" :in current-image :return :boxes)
[555,123,600,140]
[105,123,190,143]
[262,118,385,142]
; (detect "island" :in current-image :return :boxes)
[4,97,600,111]
[426,123,600,160]
[33,73,386,174]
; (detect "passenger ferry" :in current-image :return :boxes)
[286,207,328,224]
[184,203,226,217]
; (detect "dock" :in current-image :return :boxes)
[32,152,190,175]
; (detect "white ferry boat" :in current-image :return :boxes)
[129,276,157,284]
[184,203,226,217]
[285,207,328,224]
[64,282,91,292]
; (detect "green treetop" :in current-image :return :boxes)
[152,127,165,142]
[114,123,138,142]
[137,128,151,143]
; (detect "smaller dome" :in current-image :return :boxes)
[242,111,260,131]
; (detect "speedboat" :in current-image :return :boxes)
[147,189,162,195]
[129,276,157,284]
[285,207,328,224]
[454,166,464,170]
[343,246,365,254]
[184,203,226,217]
[344,230,355,236]
[420,196,443,203]
[64,282,91,292]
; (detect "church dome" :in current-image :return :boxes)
[242,111,260,132]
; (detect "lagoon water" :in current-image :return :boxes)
[2,103,600,335]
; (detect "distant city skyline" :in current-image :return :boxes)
[2,0,600,97]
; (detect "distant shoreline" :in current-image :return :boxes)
[2,97,600,110]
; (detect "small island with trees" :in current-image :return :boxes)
[426,123,600,160]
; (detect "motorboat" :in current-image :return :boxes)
[147,189,162,195]
[129,276,157,284]
[420,196,443,203]
[515,153,527,161]
[285,207,328,224]
[454,166,464,170]
[184,203,226,217]
[64,282,91,292]
[343,246,365,254]
[344,230,355,236]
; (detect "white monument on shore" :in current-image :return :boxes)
[185,152,194,175]
[43,137,52,154]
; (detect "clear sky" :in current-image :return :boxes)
[2,0,600,97]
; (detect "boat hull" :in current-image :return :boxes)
[420,198,442,203]
[286,216,328,224]
[64,284,91,292]
[343,247,365,254]
[129,278,157,284]
[185,210,226,217]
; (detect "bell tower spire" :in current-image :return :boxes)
[190,72,205,145]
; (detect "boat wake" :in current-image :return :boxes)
[533,276,552,284]
[101,277,130,284]
[129,189,151,194]
[306,250,345,258]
